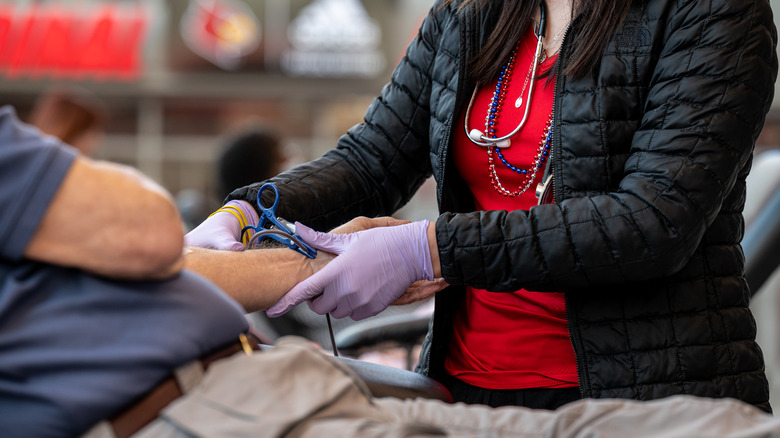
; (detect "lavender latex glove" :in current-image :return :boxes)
[267,220,434,320]
[184,200,259,251]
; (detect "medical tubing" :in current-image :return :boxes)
[326,313,339,357]
[245,229,313,255]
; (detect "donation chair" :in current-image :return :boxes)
[334,354,452,402]
[254,336,452,403]
[335,306,433,371]
[247,308,451,403]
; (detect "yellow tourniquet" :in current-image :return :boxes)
[208,205,254,246]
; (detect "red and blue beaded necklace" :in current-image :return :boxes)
[484,40,552,197]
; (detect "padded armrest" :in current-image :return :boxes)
[334,312,432,353]
[260,343,453,403]
[334,355,453,403]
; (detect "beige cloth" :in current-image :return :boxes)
[127,337,780,437]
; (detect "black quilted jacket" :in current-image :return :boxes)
[230,0,778,411]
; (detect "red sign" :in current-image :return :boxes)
[0,3,149,81]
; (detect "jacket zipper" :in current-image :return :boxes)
[549,20,588,399]
[548,29,568,204]
[556,19,589,399]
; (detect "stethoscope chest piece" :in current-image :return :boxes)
[468,129,511,148]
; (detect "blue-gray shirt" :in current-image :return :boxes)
[0,107,249,437]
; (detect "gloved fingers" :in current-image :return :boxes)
[328,296,357,319]
[183,233,202,248]
[308,291,338,316]
[226,200,260,228]
[266,272,327,317]
[222,240,248,252]
[305,298,319,313]
[347,291,395,321]
[294,222,349,253]
[293,221,317,240]
[184,207,246,250]
[350,307,377,321]
[184,232,246,251]
[278,220,434,321]
[326,290,381,321]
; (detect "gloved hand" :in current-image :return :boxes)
[266,220,434,320]
[184,200,259,251]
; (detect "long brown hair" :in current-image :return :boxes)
[451,0,631,82]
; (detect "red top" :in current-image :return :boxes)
[444,27,578,389]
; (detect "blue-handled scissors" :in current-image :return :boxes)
[241,183,317,259]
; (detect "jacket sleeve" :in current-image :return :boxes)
[437,0,778,291]
[225,3,453,231]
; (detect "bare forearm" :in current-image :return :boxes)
[184,246,332,312]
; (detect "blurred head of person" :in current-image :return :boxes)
[217,126,286,201]
[29,87,107,156]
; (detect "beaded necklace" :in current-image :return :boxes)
[484,41,552,197]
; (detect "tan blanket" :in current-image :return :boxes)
[132,337,779,437]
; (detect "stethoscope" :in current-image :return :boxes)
[464,0,548,149]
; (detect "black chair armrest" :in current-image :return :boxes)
[260,342,453,403]
[334,312,431,353]
[334,355,453,403]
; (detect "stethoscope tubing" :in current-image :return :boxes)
[463,0,548,147]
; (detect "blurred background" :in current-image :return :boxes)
[4,0,780,403]
[0,0,438,225]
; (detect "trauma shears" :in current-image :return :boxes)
[241,183,317,259]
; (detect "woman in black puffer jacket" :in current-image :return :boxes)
[218,0,778,412]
